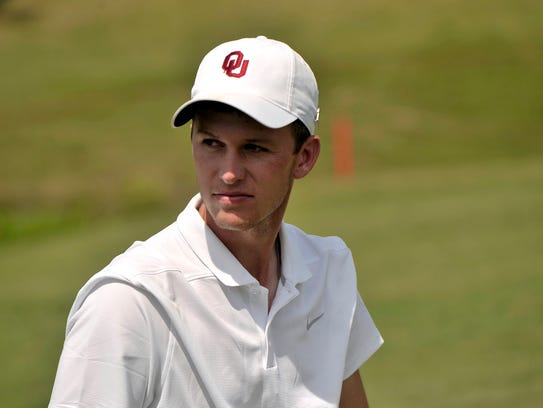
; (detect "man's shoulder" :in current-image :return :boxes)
[67,220,190,322]
[113,222,180,271]
[74,220,183,295]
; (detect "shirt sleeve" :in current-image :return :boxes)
[343,292,384,379]
[49,281,169,408]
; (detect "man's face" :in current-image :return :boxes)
[191,109,302,234]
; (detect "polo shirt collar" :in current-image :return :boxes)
[177,194,256,287]
[176,194,313,288]
[278,224,313,287]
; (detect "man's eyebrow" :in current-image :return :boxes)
[245,136,271,143]
[193,127,218,138]
[194,128,274,144]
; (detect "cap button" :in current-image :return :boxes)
[256,35,267,40]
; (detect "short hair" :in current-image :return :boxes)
[290,119,311,154]
[190,101,311,154]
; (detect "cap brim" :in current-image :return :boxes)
[171,93,297,129]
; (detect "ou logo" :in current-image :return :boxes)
[222,51,249,78]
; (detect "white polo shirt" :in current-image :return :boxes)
[49,195,383,408]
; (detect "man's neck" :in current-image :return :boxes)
[199,203,282,310]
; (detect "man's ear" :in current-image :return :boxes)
[293,135,321,179]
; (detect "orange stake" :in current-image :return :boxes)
[332,116,355,178]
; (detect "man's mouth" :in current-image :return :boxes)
[213,192,253,204]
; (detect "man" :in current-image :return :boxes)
[49,36,383,407]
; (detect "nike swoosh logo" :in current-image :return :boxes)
[306,312,325,330]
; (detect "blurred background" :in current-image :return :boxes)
[1,0,542,406]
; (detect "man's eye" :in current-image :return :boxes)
[244,144,267,152]
[203,139,221,147]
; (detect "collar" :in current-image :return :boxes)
[176,194,312,287]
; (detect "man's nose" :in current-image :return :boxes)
[220,151,245,184]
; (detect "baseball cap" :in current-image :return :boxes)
[171,36,319,134]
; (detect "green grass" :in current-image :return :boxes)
[1,0,542,406]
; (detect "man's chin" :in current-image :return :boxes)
[212,213,253,232]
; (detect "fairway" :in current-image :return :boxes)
[1,0,542,406]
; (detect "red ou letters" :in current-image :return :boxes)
[222,51,249,78]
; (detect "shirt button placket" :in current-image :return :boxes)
[248,285,267,330]
[248,285,272,370]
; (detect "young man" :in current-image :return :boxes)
[49,36,383,407]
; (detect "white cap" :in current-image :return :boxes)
[171,36,319,134]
